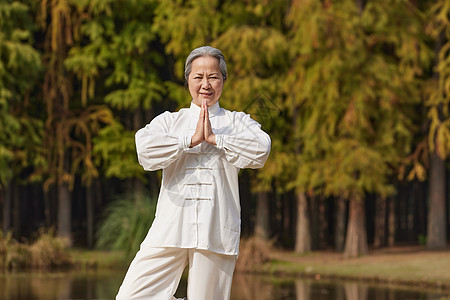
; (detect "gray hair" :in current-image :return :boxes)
[184,46,227,82]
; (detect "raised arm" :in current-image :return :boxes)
[215,112,271,169]
[135,112,190,171]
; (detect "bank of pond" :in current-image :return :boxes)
[1,270,449,300]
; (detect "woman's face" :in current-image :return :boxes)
[188,56,224,107]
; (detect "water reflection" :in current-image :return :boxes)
[0,270,123,300]
[0,270,449,300]
[230,274,450,300]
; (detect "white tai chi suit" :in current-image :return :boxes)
[116,101,271,300]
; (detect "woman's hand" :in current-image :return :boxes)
[203,101,216,145]
[190,100,216,147]
[190,101,205,147]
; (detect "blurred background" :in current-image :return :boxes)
[1,0,449,268]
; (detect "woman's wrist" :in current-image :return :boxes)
[190,135,202,148]
[206,134,216,145]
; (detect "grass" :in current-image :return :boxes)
[95,192,157,258]
[70,248,128,269]
[263,246,450,290]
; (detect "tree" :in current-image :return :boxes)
[154,0,292,241]
[286,0,428,256]
[0,0,43,234]
[65,0,165,182]
[424,0,450,249]
[36,0,114,243]
[62,0,168,245]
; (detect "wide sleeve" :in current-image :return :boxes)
[215,112,271,169]
[135,111,191,171]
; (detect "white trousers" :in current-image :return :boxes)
[116,246,237,300]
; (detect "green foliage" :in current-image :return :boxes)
[62,0,167,185]
[154,0,292,192]
[0,0,43,186]
[154,0,223,77]
[286,0,430,198]
[426,0,450,160]
[0,0,448,252]
[93,121,145,179]
[95,192,157,257]
[67,0,164,110]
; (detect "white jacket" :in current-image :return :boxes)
[135,101,271,255]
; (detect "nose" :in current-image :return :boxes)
[201,77,211,88]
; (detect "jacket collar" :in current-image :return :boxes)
[189,101,221,117]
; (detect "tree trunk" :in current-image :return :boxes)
[0,190,3,231]
[355,0,365,13]
[427,151,447,249]
[57,181,72,245]
[12,181,20,239]
[387,197,395,247]
[295,280,311,300]
[344,195,368,257]
[295,191,311,253]
[255,191,270,240]
[310,195,319,249]
[318,195,327,249]
[282,193,291,243]
[335,197,346,252]
[398,185,407,241]
[344,282,368,300]
[86,184,94,248]
[43,187,50,227]
[374,196,386,248]
[2,181,12,232]
[239,171,252,236]
[413,180,426,243]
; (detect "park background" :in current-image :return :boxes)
[1,0,450,280]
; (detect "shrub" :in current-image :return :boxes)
[0,230,31,269]
[0,229,71,270]
[7,243,31,269]
[0,230,13,268]
[0,230,28,269]
[29,228,72,269]
[95,192,157,258]
[236,236,273,272]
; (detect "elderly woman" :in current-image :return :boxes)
[116,46,271,300]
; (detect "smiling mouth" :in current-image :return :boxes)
[200,92,213,97]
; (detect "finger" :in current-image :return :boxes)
[204,116,216,145]
[204,107,213,139]
[200,101,205,116]
[204,101,209,120]
[204,112,209,131]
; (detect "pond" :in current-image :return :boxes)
[0,270,449,300]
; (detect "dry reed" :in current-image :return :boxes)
[29,229,72,269]
[236,236,273,273]
[0,229,72,270]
